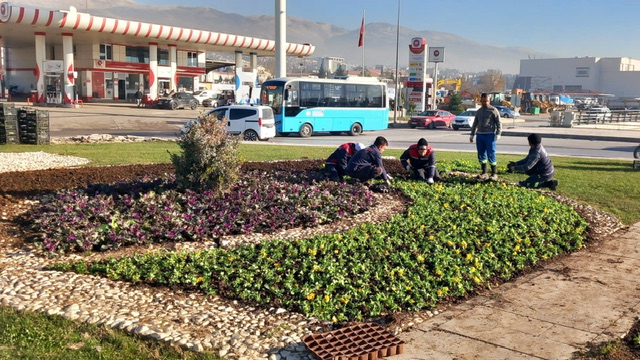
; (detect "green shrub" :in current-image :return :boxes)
[170,114,241,195]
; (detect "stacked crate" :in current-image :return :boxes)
[0,103,19,145]
[17,108,50,145]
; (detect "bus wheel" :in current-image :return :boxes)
[349,123,363,136]
[299,124,313,138]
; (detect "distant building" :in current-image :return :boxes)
[515,57,640,98]
[321,56,345,74]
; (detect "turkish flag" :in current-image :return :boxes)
[358,16,365,47]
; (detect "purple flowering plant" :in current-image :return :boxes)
[29,170,374,254]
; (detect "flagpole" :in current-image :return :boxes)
[393,0,400,125]
[361,9,365,76]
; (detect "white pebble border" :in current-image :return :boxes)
[0,151,91,173]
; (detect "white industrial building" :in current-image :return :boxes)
[515,57,640,98]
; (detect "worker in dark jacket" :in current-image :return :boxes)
[507,133,558,190]
[346,136,392,185]
[325,142,365,181]
[400,138,441,184]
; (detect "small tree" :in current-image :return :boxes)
[170,113,241,196]
[447,93,465,113]
[334,65,346,78]
[318,63,327,78]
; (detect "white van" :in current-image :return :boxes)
[182,105,276,141]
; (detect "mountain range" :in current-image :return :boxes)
[20,0,556,74]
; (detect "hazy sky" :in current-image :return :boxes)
[131,0,640,60]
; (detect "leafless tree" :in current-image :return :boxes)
[477,69,505,93]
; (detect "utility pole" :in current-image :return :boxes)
[275,0,286,78]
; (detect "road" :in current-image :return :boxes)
[266,126,638,160]
[38,102,639,161]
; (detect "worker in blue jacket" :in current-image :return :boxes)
[325,142,364,181]
[400,138,441,184]
[346,136,392,185]
[507,133,558,190]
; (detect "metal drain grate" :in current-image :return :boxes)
[303,322,405,359]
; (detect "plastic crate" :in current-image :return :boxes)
[303,323,405,360]
[0,103,16,116]
[0,135,19,144]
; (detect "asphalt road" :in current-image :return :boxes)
[38,101,639,161]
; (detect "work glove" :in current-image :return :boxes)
[495,134,501,141]
[385,178,391,186]
[426,178,434,185]
[405,164,412,171]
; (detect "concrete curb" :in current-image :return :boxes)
[502,131,639,143]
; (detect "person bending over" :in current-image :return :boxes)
[507,133,558,190]
[346,136,392,185]
[325,142,365,181]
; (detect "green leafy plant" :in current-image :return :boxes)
[170,113,241,195]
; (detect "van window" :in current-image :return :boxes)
[229,108,257,120]
[209,108,226,121]
[262,107,274,119]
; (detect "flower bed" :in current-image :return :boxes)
[49,177,587,322]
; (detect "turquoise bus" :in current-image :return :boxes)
[260,77,389,137]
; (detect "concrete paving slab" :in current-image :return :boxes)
[436,305,584,359]
[483,267,638,333]
[396,328,541,360]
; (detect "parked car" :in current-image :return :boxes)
[157,92,198,110]
[494,105,520,118]
[202,94,229,108]
[192,90,218,105]
[182,105,275,141]
[452,109,477,131]
[408,110,456,129]
[585,105,612,121]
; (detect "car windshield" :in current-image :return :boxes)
[460,110,476,116]
[417,110,437,116]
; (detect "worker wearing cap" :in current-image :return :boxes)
[400,138,441,184]
[325,142,365,181]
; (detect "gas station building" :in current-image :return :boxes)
[0,2,315,104]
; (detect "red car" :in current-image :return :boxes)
[409,110,456,129]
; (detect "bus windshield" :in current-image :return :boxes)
[260,83,284,114]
